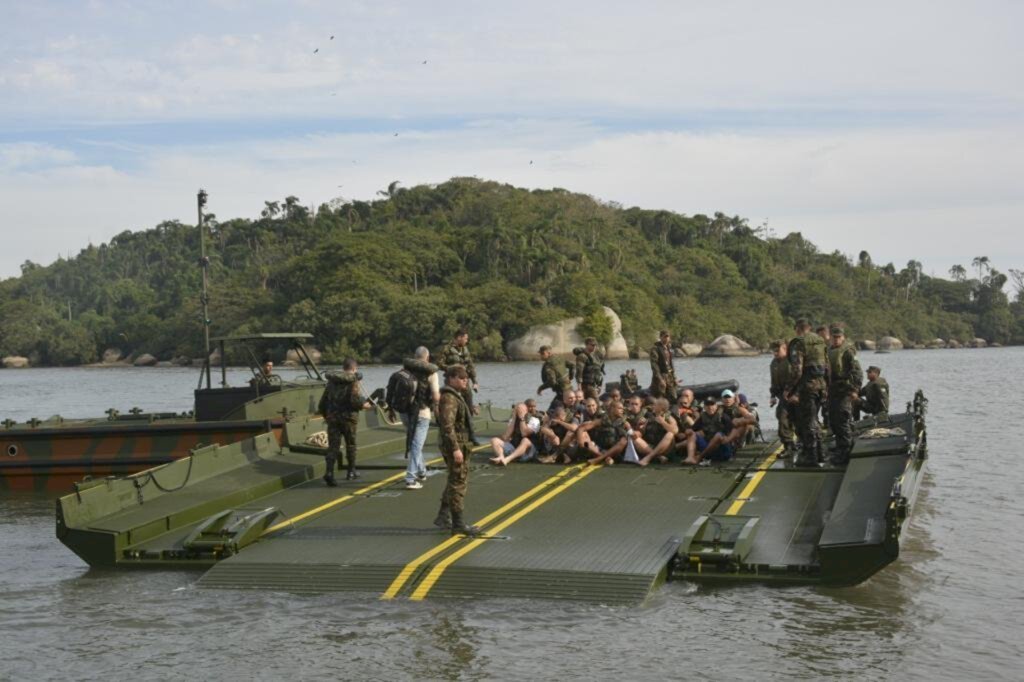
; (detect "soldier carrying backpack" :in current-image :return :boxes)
[318,358,372,486]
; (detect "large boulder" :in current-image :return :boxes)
[133,353,158,367]
[2,356,30,369]
[102,348,124,364]
[946,339,963,349]
[968,338,987,348]
[927,338,946,349]
[506,306,629,361]
[699,334,759,357]
[857,339,877,351]
[877,336,904,351]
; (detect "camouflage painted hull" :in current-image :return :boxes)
[1,418,283,493]
[2,382,322,492]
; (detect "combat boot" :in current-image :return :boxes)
[793,444,817,468]
[433,502,452,530]
[324,454,338,487]
[344,454,360,480]
[450,510,480,537]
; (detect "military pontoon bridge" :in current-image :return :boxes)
[56,394,927,602]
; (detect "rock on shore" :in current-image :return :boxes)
[857,340,877,351]
[506,306,629,361]
[2,356,30,369]
[133,353,158,367]
[699,334,759,357]
[968,338,988,348]
[877,336,904,351]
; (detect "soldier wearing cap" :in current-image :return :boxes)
[858,365,890,419]
[537,345,572,407]
[785,318,828,466]
[574,337,605,401]
[649,330,678,403]
[826,324,862,465]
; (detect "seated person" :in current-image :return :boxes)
[624,395,647,432]
[490,400,543,466]
[681,398,725,465]
[675,389,700,427]
[619,369,641,397]
[577,399,630,466]
[857,365,890,418]
[250,358,282,387]
[694,390,757,463]
[537,405,579,464]
[634,398,679,466]
[601,387,623,409]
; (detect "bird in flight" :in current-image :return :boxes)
[394,132,399,137]
[330,35,335,40]
[313,48,319,54]
[529,160,533,165]
[422,60,427,64]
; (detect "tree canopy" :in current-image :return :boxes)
[1,177,1021,365]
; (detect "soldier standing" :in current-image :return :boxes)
[537,345,572,407]
[318,358,372,486]
[439,328,481,445]
[769,340,797,456]
[858,365,890,419]
[785,319,828,467]
[826,325,862,465]
[649,330,678,402]
[434,365,480,536]
[574,337,605,400]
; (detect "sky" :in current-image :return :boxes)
[1,0,1022,280]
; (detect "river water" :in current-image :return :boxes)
[1,349,1021,681]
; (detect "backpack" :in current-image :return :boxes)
[386,369,418,415]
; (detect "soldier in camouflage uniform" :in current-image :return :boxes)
[858,365,890,419]
[438,328,481,445]
[574,337,605,401]
[619,369,641,397]
[537,345,572,409]
[649,330,679,402]
[826,325,863,465]
[318,358,372,486]
[785,319,828,467]
[769,340,797,456]
[433,365,480,536]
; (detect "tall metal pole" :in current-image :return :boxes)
[197,188,212,390]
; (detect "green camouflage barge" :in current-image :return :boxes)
[2,334,324,493]
[56,393,928,602]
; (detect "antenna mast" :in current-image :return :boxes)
[198,188,212,389]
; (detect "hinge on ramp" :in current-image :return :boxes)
[182,507,281,559]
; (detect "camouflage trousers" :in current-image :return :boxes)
[326,416,358,472]
[775,400,797,445]
[796,380,826,461]
[441,443,470,514]
[582,383,601,400]
[828,389,855,457]
[649,375,678,403]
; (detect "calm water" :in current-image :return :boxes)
[1,350,1021,681]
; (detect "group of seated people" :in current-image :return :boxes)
[488,386,758,468]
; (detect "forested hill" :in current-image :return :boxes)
[2,177,1022,366]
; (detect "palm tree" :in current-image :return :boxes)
[971,256,990,279]
[261,201,280,219]
[949,264,967,282]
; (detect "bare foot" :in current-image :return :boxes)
[489,455,506,466]
[604,457,614,466]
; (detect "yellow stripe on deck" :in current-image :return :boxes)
[381,463,587,600]
[260,445,481,535]
[724,447,782,516]
[408,464,604,601]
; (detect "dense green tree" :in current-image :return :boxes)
[0,178,1019,364]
